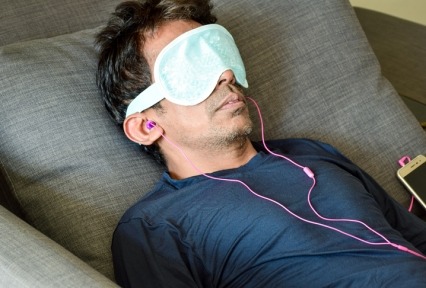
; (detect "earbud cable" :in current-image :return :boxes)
[155,96,426,260]
[246,96,426,260]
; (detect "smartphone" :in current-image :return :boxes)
[397,155,426,210]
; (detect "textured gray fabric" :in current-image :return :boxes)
[1,0,425,282]
[354,8,426,105]
[0,205,118,287]
[0,0,125,46]
[0,29,163,279]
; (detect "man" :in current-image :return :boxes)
[96,0,426,287]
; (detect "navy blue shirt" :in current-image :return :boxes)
[112,139,426,287]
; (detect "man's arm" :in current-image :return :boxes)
[356,167,426,253]
[319,141,426,253]
[112,218,204,288]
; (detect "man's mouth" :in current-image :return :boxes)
[217,93,246,111]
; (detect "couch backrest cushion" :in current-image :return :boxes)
[1,0,425,280]
[0,205,118,287]
[354,8,426,106]
[0,27,164,278]
[0,0,125,46]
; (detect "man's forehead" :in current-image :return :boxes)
[142,20,202,68]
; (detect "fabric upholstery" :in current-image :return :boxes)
[0,205,117,287]
[0,0,125,46]
[0,28,163,278]
[355,7,426,106]
[1,0,425,281]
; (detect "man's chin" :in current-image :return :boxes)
[224,122,253,146]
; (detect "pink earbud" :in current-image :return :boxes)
[146,120,157,130]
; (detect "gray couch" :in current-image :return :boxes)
[1,0,425,286]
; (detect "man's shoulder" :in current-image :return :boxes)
[255,138,342,157]
[117,177,171,223]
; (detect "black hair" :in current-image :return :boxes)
[95,0,217,164]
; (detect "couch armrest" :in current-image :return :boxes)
[0,205,118,288]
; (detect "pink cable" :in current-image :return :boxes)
[408,196,415,213]
[156,96,426,260]
[160,131,394,246]
[247,97,391,243]
[247,96,426,260]
[398,156,415,213]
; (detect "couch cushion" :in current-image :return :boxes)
[354,8,426,106]
[0,28,163,279]
[0,205,118,287]
[1,0,425,281]
[0,0,125,46]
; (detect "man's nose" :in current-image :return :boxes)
[216,70,236,88]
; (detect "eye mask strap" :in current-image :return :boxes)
[126,84,163,117]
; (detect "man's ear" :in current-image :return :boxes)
[123,113,163,145]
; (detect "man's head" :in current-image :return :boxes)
[96,0,217,124]
[96,0,253,167]
[96,0,217,164]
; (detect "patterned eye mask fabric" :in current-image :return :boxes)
[126,24,248,117]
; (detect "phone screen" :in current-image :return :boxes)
[405,161,426,201]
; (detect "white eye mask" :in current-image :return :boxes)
[125,24,248,117]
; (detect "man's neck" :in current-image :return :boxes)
[163,138,257,180]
